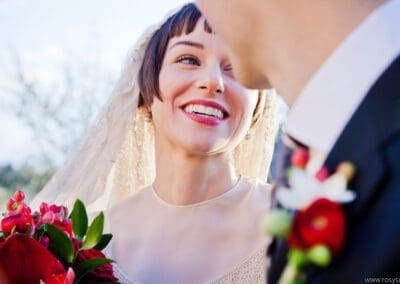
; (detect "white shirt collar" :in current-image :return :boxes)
[285,0,400,154]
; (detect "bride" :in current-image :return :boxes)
[31,3,279,283]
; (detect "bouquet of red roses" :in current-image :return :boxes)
[0,190,118,284]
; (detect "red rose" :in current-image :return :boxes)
[45,268,75,284]
[76,248,118,282]
[288,198,345,254]
[0,234,65,284]
[53,219,73,238]
[1,213,33,234]
[41,211,73,237]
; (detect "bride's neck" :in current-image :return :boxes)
[153,148,237,206]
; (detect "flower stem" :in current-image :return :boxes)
[278,263,299,284]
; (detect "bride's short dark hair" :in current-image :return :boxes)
[138,3,212,107]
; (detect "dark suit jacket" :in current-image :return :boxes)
[268,55,400,283]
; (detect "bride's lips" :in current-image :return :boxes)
[180,100,229,126]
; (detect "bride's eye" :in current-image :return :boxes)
[224,64,234,77]
[177,55,200,66]
[224,64,233,72]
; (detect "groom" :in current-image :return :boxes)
[196,0,400,282]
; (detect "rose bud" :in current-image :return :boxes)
[1,216,17,234]
[291,148,309,169]
[40,202,50,215]
[6,199,16,211]
[315,167,330,182]
[14,189,25,202]
[49,205,61,213]
[1,214,32,234]
[15,203,31,215]
[42,211,56,224]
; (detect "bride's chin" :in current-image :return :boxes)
[178,140,228,157]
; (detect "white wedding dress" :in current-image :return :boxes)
[105,177,271,284]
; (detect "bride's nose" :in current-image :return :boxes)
[197,63,225,94]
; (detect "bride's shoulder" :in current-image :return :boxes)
[240,176,272,205]
[242,176,272,193]
[105,186,152,220]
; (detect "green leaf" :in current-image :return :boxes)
[307,244,332,267]
[69,199,88,241]
[261,209,293,238]
[94,233,113,251]
[288,248,309,269]
[82,212,104,249]
[74,257,114,283]
[43,223,74,263]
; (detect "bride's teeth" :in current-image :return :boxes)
[184,104,224,119]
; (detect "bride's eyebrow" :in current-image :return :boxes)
[169,40,204,50]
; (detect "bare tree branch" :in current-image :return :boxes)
[0,48,114,166]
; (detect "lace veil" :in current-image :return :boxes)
[30,5,280,212]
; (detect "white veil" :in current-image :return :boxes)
[30,4,280,212]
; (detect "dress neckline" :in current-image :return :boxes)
[150,175,244,208]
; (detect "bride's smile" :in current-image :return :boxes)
[180,99,229,126]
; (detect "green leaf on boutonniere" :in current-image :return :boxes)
[94,233,113,251]
[69,199,88,241]
[262,209,293,238]
[43,223,74,263]
[74,257,114,283]
[307,245,331,267]
[82,212,104,249]
[288,248,309,269]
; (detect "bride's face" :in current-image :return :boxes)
[151,18,259,156]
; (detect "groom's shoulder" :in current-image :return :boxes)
[370,54,400,99]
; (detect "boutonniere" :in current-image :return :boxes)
[263,148,356,284]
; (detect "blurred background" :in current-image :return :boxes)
[0,0,187,206]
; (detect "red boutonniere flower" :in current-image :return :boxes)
[262,148,356,284]
[288,198,345,255]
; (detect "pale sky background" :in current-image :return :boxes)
[0,0,187,166]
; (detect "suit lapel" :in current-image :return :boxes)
[324,55,400,222]
[269,55,400,284]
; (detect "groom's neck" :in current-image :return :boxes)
[264,0,386,106]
